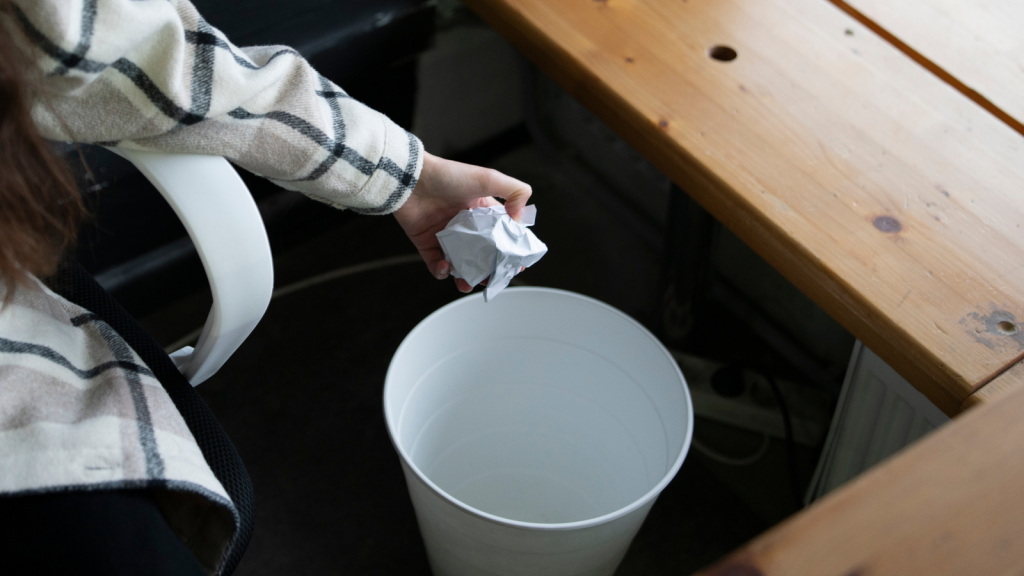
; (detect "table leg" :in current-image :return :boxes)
[661,184,718,343]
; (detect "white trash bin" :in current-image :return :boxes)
[384,288,693,576]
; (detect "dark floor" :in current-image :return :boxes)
[141,143,820,574]
[196,261,768,575]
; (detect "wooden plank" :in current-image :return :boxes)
[834,0,1024,136]
[693,374,1024,576]
[962,359,1024,410]
[462,0,1024,415]
[832,0,1024,411]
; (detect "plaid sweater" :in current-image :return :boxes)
[0,280,236,573]
[12,0,423,213]
[1,0,424,573]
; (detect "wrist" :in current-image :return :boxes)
[412,151,438,197]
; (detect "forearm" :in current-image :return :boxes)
[9,0,422,213]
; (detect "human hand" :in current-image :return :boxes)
[394,151,532,293]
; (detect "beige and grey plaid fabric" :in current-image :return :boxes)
[8,0,423,214]
[0,279,235,573]
[0,1,430,571]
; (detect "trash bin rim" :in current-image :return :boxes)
[383,287,694,532]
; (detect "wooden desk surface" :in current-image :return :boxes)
[837,0,1024,135]
[463,0,1024,415]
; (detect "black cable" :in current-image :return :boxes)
[702,362,804,509]
[763,373,802,509]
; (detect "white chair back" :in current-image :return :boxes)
[110,148,274,386]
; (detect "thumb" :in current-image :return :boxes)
[487,171,532,222]
[424,154,533,220]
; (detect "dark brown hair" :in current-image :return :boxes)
[0,1,84,300]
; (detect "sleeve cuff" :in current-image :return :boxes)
[347,113,424,215]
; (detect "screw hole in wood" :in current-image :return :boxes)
[708,45,737,62]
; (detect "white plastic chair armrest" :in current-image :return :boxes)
[109,148,274,386]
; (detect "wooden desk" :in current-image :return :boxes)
[462,0,1024,416]
[835,0,1024,135]
[829,0,1024,409]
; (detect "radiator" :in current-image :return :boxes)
[806,341,950,503]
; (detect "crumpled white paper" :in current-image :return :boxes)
[436,205,548,301]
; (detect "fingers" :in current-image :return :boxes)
[452,275,498,294]
[435,260,450,280]
[417,246,449,280]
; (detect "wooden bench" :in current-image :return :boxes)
[462,0,1024,416]
[833,0,1024,408]
[461,0,1024,572]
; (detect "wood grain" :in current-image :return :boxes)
[836,0,1024,136]
[462,0,1024,415]
[694,374,1024,576]
[962,359,1024,411]
[836,0,1024,408]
